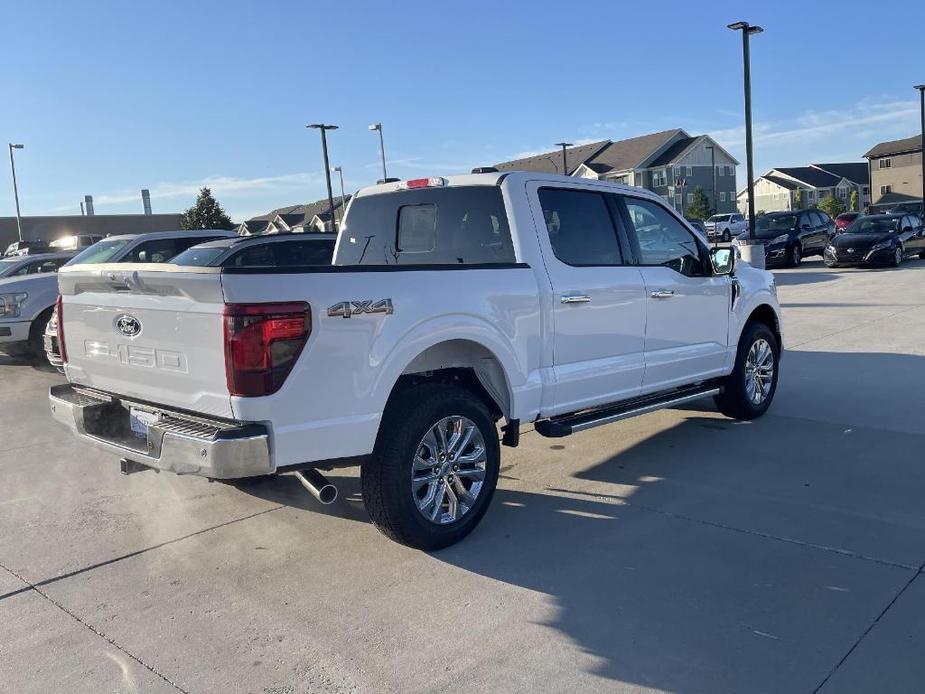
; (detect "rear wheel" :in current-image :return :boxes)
[714,322,779,421]
[362,383,500,550]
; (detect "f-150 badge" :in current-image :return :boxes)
[327,299,394,319]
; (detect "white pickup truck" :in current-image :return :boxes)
[50,172,782,550]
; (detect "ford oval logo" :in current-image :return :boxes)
[115,314,142,338]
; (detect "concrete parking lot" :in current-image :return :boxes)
[2,257,924,694]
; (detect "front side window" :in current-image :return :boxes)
[621,196,706,276]
[337,186,515,266]
[537,188,623,266]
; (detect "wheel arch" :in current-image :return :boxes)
[744,303,782,349]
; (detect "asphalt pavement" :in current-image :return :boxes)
[1,257,924,693]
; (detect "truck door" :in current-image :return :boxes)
[527,182,647,416]
[616,194,731,392]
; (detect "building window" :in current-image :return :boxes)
[686,193,693,203]
[725,165,734,176]
[674,193,682,206]
[716,165,723,176]
[672,166,681,178]
[881,185,892,195]
[686,166,693,176]
[879,159,892,169]
[862,186,869,195]
[720,192,726,202]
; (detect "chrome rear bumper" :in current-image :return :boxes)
[49,384,272,479]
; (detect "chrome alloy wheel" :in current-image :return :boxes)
[412,415,487,525]
[744,338,775,405]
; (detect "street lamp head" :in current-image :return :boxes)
[915,85,925,91]
[307,123,338,130]
[368,123,381,131]
[747,25,764,35]
[727,21,749,30]
[332,166,342,173]
[554,142,573,148]
[10,144,23,149]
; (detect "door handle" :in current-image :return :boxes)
[561,294,591,304]
[650,289,676,299]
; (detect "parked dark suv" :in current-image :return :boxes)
[733,209,836,267]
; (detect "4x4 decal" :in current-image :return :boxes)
[327,299,394,319]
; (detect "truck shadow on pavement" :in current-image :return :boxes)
[425,349,925,692]
[0,351,60,374]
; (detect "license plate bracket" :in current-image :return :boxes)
[129,407,159,439]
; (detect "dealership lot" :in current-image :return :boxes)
[1,258,924,693]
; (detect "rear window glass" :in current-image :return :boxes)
[223,239,336,267]
[171,247,227,266]
[68,239,130,265]
[335,186,515,266]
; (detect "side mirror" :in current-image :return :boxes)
[710,247,735,276]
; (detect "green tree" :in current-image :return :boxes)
[685,186,713,220]
[818,193,846,219]
[181,187,234,230]
[794,188,803,208]
[850,189,859,212]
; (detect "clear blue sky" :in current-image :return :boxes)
[2,0,923,222]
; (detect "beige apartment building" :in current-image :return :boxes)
[864,134,923,210]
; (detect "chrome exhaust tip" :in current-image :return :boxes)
[292,469,338,505]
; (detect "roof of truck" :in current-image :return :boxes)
[353,171,660,201]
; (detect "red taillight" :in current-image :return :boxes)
[55,295,68,364]
[223,302,311,397]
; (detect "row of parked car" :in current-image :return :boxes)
[0,229,336,363]
[714,208,925,269]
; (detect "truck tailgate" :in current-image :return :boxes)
[57,264,233,418]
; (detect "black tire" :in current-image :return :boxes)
[891,245,903,267]
[27,308,53,357]
[789,244,802,267]
[714,321,780,421]
[722,229,731,242]
[362,383,500,550]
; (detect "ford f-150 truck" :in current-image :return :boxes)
[49,171,782,550]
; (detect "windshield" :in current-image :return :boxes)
[753,215,797,238]
[846,218,899,235]
[170,247,227,266]
[707,214,731,223]
[67,239,130,265]
[0,259,23,278]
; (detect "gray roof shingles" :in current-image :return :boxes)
[773,166,841,188]
[864,135,922,159]
[813,162,869,185]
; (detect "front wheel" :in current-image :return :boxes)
[362,383,500,550]
[722,229,731,242]
[891,245,903,267]
[714,322,780,420]
[789,244,802,267]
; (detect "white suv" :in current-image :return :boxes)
[705,213,747,242]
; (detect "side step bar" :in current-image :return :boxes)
[534,385,722,438]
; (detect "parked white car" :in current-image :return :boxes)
[704,213,747,242]
[50,172,782,549]
[0,253,75,355]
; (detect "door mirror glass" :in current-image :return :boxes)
[710,247,735,275]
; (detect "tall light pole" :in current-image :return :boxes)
[8,144,24,242]
[554,142,572,176]
[705,144,717,214]
[306,124,338,231]
[332,165,347,228]
[368,123,388,182]
[915,85,925,207]
[728,20,763,266]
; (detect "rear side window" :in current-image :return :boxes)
[336,186,515,265]
[223,239,336,267]
[125,235,225,263]
[537,188,623,266]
